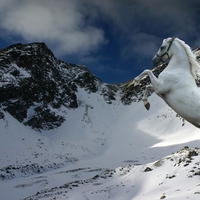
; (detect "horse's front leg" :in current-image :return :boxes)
[127,69,156,88]
[142,84,154,110]
[134,70,149,86]
[134,69,160,91]
[134,70,161,109]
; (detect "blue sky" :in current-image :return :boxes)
[0,0,200,83]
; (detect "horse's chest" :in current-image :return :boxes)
[159,72,180,85]
[156,73,182,96]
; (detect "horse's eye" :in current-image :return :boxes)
[160,46,165,51]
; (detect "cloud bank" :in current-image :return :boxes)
[0,0,107,56]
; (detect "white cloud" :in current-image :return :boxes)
[0,0,107,56]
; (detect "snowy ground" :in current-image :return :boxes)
[0,90,200,200]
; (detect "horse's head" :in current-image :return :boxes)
[152,37,176,67]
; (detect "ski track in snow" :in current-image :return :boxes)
[1,90,200,200]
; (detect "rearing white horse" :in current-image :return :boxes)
[133,37,200,128]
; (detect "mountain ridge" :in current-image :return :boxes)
[0,42,120,130]
[0,42,182,130]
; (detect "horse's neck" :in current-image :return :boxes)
[167,46,192,77]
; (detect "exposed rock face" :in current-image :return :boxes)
[0,43,118,130]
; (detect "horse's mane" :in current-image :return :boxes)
[175,38,200,79]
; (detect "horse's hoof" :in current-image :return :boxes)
[145,103,150,110]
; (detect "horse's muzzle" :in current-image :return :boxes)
[152,54,162,67]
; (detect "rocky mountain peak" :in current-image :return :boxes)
[0,42,119,130]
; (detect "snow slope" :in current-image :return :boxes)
[1,86,200,200]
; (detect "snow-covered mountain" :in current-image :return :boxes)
[0,43,200,200]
